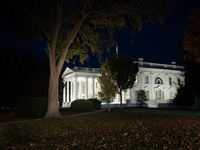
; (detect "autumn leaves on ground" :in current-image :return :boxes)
[1,108,200,149]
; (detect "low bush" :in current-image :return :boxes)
[87,98,101,110]
[70,99,93,112]
[14,97,47,119]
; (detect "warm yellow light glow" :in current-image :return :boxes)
[135,75,138,83]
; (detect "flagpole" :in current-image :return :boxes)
[116,43,118,56]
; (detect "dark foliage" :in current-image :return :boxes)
[14,97,47,119]
[137,89,148,106]
[70,99,93,112]
[0,49,49,109]
[87,98,101,110]
[106,54,138,108]
[173,80,195,108]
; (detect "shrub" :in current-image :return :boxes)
[70,99,93,112]
[14,97,47,119]
[87,98,101,110]
[136,89,148,106]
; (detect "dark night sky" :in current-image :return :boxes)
[1,0,200,70]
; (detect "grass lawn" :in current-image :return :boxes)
[0,108,200,149]
[0,108,89,122]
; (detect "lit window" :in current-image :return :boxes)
[135,75,138,83]
[145,76,149,84]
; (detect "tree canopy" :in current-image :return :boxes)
[105,54,138,109]
[0,49,49,109]
[97,60,117,112]
[182,6,200,63]
[173,79,195,108]
[0,0,172,118]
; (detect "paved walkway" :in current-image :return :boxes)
[0,108,108,126]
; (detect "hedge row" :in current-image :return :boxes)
[14,97,47,119]
[14,98,101,118]
[70,99,101,112]
[87,98,101,110]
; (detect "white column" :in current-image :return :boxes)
[67,80,69,102]
[164,74,168,99]
[122,91,125,103]
[63,83,66,103]
[127,89,130,99]
[93,78,95,98]
[74,77,77,100]
[140,72,144,89]
[149,73,152,100]
[132,88,135,103]
[79,81,81,99]
[70,80,73,102]
[150,73,155,100]
[86,77,88,99]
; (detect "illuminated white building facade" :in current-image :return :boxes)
[62,58,185,108]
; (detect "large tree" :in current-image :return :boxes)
[182,6,200,109]
[0,49,49,109]
[1,0,171,118]
[106,54,138,109]
[182,6,200,63]
[97,60,117,112]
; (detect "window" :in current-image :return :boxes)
[156,90,164,100]
[169,77,172,85]
[155,77,163,84]
[135,75,138,83]
[156,90,162,99]
[145,76,149,84]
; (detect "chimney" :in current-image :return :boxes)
[171,62,176,65]
[139,58,143,62]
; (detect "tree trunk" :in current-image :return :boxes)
[108,103,110,112]
[43,65,61,119]
[197,97,200,110]
[120,92,123,109]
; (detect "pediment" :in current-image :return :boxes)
[154,84,165,89]
[62,67,74,78]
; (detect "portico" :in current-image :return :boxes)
[62,67,100,107]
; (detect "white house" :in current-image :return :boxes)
[62,58,185,108]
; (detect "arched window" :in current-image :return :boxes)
[155,77,163,84]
